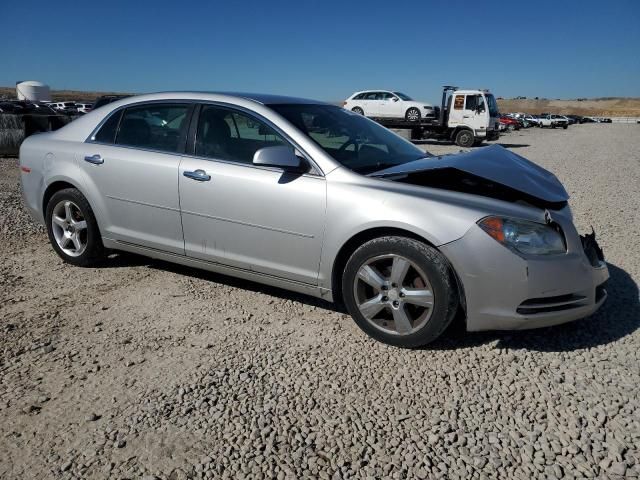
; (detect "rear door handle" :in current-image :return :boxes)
[84,154,104,165]
[183,169,211,181]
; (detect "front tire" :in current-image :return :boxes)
[45,188,105,267]
[405,108,421,122]
[342,237,458,348]
[455,129,475,148]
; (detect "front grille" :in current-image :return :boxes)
[517,293,587,315]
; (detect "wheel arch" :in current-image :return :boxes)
[449,126,473,141]
[330,227,466,313]
[42,179,84,215]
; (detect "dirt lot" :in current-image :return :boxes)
[1,125,639,479]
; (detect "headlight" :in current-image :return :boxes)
[478,216,566,255]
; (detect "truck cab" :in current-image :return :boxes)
[445,89,500,146]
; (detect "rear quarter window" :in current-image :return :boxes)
[92,110,123,144]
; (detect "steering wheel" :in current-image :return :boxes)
[338,138,359,154]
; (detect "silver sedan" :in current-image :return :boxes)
[19,92,609,347]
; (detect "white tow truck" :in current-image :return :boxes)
[365,86,500,148]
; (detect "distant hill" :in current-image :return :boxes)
[497,98,640,117]
[2,86,639,116]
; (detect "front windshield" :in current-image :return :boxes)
[270,104,429,175]
[392,92,413,101]
[485,94,499,117]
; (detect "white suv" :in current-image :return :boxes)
[76,103,93,114]
[47,102,77,111]
[343,90,435,122]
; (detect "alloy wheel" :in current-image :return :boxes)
[353,254,435,335]
[407,109,420,121]
[51,200,88,257]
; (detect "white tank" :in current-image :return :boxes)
[16,81,51,102]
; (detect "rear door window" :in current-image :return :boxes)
[115,104,190,153]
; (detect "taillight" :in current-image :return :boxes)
[342,101,347,106]
[20,166,31,173]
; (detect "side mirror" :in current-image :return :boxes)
[253,146,307,172]
[391,97,399,102]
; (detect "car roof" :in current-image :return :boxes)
[352,90,391,94]
[158,91,328,105]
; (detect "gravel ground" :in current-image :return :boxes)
[1,124,639,479]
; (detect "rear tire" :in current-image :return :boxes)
[342,236,458,348]
[455,129,475,148]
[45,188,105,267]
[352,107,364,115]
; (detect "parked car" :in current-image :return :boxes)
[92,95,130,110]
[538,114,568,129]
[47,101,78,113]
[76,103,93,114]
[0,101,24,113]
[343,90,436,122]
[565,115,582,125]
[504,114,527,128]
[19,92,609,348]
[0,100,52,114]
[557,115,573,125]
[524,114,541,126]
[499,115,521,131]
[30,102,58,114]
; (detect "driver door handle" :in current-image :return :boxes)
[84,154,104,165]
[183,169,211,182]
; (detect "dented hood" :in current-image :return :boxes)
[369,144,569,203]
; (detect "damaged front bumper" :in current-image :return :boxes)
[440,210,609,331]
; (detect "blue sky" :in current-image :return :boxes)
[2,0,639,103]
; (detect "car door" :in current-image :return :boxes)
[77,102,192,254]
[178,104,326,285]
[379,92,402,118]
[447,93,465,126]
[362,92,383,117]
[463,94,486,131]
